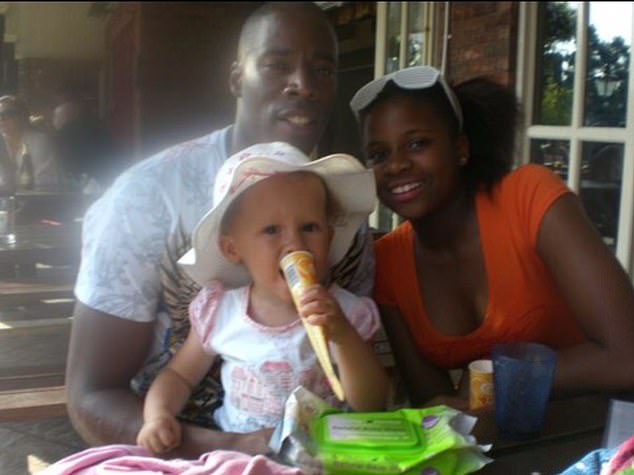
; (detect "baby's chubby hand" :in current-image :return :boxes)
[298,284,354,342]
[137,414,182,455]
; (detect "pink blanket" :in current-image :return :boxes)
[40,445,306,475]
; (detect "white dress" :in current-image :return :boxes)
[189,280,381,433]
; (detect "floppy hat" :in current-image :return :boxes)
[349,65,463,131]
[178,142,377,288]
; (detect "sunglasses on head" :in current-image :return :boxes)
[349,65,463,132]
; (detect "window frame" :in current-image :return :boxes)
[517,2,634,273]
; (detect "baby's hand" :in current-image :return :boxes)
[299,284,353,342]
[137,414,182,455]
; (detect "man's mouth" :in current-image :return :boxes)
[284,115,315,127]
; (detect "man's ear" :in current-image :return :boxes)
[219,235,241,264]
[229,61,243,98]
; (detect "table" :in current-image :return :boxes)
[15,189,97,225]
[474,394,610,474]
[0,222,81,305]
[0,222,82,267]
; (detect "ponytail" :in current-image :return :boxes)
[454,78,520,193]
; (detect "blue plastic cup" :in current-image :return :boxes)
[492,342,557,440]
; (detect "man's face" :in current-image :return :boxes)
[231,10,338,155]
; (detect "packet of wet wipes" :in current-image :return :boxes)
[270,386,492,475]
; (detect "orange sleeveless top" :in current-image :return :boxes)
[374,164,587,369]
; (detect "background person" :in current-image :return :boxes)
[52,88,125,193]
[137,143,388,454]
[350,65,634,407]
[0,95,62,189]
[66,2,376,459]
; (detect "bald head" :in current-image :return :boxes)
[237,2,337,61]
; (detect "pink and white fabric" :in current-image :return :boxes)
[40,445,306,475]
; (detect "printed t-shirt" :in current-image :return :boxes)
[74,125,376,427]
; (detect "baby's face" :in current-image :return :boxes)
[220,172,333,304]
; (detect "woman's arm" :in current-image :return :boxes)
[379,304,458,406]
[537,193,634,396]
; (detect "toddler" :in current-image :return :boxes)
[136,142,389,454]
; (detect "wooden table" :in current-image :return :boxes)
[474,394,610,474]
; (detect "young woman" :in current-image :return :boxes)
[351,65,634,407]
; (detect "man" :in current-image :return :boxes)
[66,2,374,458]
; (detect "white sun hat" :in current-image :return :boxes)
[349,65,463,131]
[178,142,377,288]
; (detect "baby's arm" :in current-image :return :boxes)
[137,330,216,454]
[299,285,390,411]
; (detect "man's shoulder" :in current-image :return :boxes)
[126,125,232,176]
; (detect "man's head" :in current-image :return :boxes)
[230,2,338,155]
[52,101,86,131]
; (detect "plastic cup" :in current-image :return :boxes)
[492,342,557,440]
[469,359,495,410]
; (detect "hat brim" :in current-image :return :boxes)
[178,154,376,288]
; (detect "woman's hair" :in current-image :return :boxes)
[455,77,520,193]
[359,76,521,194]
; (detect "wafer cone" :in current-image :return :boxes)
[280,251,345,401]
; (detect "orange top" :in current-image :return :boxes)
[374,164,587,369]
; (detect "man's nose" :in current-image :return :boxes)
[283,65,317,100]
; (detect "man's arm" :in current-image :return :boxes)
[330,221,375,297]
[66,302,273,458]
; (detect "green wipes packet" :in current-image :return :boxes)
[269,386,492,475]
[311,407,491,475]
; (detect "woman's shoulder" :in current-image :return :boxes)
[374,221,413,254]
[498,163,567,191]
[487,163,571,209]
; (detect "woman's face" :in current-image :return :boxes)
[361,94,467,221]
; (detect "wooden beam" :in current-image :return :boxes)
[0,386,66,422]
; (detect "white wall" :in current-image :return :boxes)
[1,2,105,60]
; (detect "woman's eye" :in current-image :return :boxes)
[302,223,320,232]
[365,150,387,166]
[408,139,428,151]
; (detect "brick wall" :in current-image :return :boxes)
[446,2,519,88]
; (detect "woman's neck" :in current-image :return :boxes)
[411,188,478,255]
